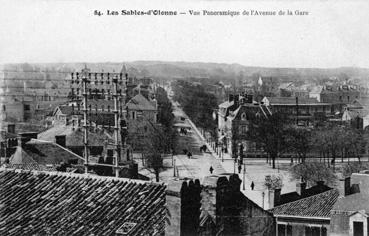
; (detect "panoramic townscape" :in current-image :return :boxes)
[1,62,369,235]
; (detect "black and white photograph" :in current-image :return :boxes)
[1,0,369,235]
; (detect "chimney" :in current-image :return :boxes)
[228,94,234,102]
[296,177,306,196]
[267,188,281,209]
[338,177,351,197]
[7,124,15,134]
[234,94,240,108]
[55,135,66,147]
[17,132,38,146]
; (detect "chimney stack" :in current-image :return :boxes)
[296,176,306,196]
[55,135,66,147]
[7,124,15,134]
[234,94,240,108]
[338,177,351,197]
[267,188,281,209]
[228,94,234,102]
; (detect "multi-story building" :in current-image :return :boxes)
[310,84,360,104]
[261,96,340,125]
[218,94,270,157]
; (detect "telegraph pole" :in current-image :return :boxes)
[113,73,121,177]
[81,65,90,174]
[70,65,128,176]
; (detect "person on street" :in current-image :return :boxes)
[251,181,255,190]
[187,151,192,159]
[238,164,242,174]
[209,166,214,174]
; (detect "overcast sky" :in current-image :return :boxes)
[1,0,369,68]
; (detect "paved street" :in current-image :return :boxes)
[135,96,299,208]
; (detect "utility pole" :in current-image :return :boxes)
[113,73,121,177]
[70,65,128,176]
[81,65,90,174]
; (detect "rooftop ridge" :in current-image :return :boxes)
[0,167,164,186]
[29,138,85,160]
[272,188,338,210]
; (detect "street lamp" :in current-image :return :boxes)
[173,158,176,177]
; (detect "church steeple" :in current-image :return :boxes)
[120,64,127,74]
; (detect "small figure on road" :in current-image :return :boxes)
[209,166,214,174]
[238,164,242,174]
[251,181,255,191]
[187,151,192,159]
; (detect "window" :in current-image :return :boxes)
[278,224,292,236]
[241,112,247,120]
[2,105,5,111]
[24,104,30,111]
[131,111,136,120]
[278,224,286,236]
[353,221,363,236]
[240,125,248,134]
[287,225,292,236]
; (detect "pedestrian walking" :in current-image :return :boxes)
[187,151,192,159]
[209,166,214,174]
[238,164,242,174]
[251,181,255,191]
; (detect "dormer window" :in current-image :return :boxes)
[241,112,247,121]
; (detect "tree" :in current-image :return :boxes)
[285,126,312,163]
[172,80,218,140]
[290,162,336,186]
[342,162,369,177]
[143,126,166,182]
[247,113,288,169]
[264,175,283,190]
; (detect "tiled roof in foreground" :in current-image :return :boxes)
[0,169,166,236]
[271,189,339,219]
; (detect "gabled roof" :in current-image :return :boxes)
[271,189,339,218]
[219,101,234,109]
[126,93,156,111]
[332,193,369,213]
[38,125,114,147]
[0,169,166,236]
[9,139,82,166]
[278,183,332,206]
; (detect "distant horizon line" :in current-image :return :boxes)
[0,60,368,70]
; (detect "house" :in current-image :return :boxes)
[330,171,369,236]
[271,189,339,236]
[262,96,339,124]
[126,93,158,150]
[267,178,332,210]
[5,134,83,171]
[342,98,369,130]
[279,83,310,98]
[0,169,166,235]
[38,125,114,158]
[218,94,271,157]
[318,84,360,104]
[269,178,338,236]
[0,96,33,122]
